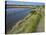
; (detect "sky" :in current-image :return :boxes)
[6,1,44,5]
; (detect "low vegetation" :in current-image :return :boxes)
[7,5,44,34]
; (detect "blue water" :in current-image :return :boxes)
[6,8,31,31]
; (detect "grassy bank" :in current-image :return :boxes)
[7,6,44,34]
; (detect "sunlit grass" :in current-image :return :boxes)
[7,6,44,34]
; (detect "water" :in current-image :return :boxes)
[6,8,31,31]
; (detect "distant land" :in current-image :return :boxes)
[5,1,44,5]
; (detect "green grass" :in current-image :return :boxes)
[7,6,44,34]
[8,11,42,34]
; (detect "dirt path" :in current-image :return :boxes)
[36,14,44,32]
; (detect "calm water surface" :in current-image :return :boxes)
[6,8,31,31]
